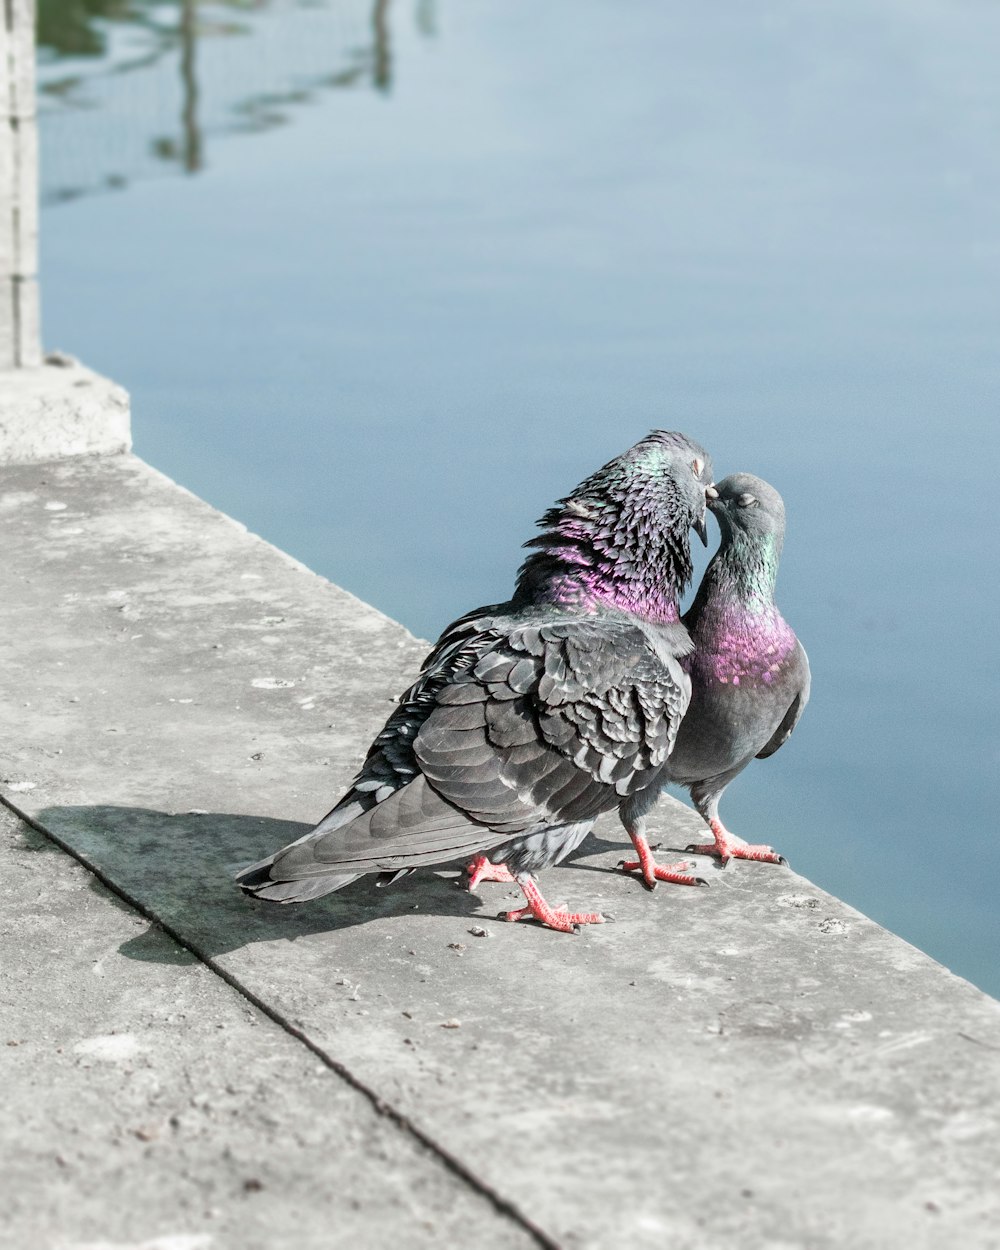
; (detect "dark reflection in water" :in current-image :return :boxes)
[37,0,135,58]
[37,0,404,201]
[37,2,1000,998]
[372,0,391,93]
[179,0,201,172]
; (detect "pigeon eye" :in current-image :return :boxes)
[737,493,759,508]
[691,458,705,478]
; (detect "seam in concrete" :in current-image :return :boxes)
[1,790,565,1250]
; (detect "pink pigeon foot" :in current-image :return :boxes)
[501,875,605,933]
[686,819,786,866]
[466,856,516,890]
[618,832,706,890]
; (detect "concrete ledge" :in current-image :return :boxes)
[0,805,534,1250]
[0,356,131,463]
[2,451,999,1249]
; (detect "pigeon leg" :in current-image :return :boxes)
[466,855,515,890]
[618,819,705,890]
[501,873,605,933]
[686,817,786,866]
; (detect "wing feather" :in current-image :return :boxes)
[756,646,811,759]
[413,613,691,829]
[248,608,693,891]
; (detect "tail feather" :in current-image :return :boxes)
[235,795,367,903]
[235,857,359,903]
[234,776,501,903]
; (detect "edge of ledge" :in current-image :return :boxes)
[0,355,132,464]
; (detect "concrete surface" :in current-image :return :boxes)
[2,452,1000,1250]
[0,805,536,1250]
[0,358,131,462]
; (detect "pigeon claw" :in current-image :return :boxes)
[502,875,605,933]
[619,858,705,888]
[687,825,787,866]
[620,832,704,889]
[500,904,604,934]
[466,856,515,891]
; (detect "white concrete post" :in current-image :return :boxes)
[0,0,130,464]
[0,0,42,368]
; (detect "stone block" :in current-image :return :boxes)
[0,355,131,462]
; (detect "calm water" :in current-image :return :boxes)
[38,1,999,995]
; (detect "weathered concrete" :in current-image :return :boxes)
[0,357,131,463]
[2,452,1000,1250]
[0,804,536,1250]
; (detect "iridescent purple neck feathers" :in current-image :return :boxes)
[513,431,713,624]
[684,473,797,686]
[686,593,797,687]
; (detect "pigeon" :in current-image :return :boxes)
[655,472,810,867]
[236,431,716,932]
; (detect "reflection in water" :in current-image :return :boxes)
[36,0,417,202]
[414,0,434,37]
[372,0,391,94]
[179,0,201,172]
[37,0,135,59]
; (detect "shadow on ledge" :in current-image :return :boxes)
[33,804,646,965]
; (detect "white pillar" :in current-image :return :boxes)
[0,0,41,369]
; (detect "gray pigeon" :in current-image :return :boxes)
[237,431,716,932]
[653,472,810,867]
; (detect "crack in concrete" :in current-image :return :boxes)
[1,791,564,1250]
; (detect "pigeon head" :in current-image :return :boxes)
[708,473,786,548]
[685,471,798,678]
[704,472,787,606]
[515,431,715,622]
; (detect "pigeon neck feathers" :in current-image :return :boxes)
[708,527,784,608]
[686,511,795,687]
[512,431,710,625]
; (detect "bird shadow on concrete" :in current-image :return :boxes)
[34,804,494,962]
[33,804,676,965]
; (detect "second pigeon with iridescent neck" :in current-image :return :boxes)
[660,472,810,868]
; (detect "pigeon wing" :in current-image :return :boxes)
[414,616,691,834]
[755,643,811,759]
[252,613,691,885]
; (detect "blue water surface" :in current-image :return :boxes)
[38,0,1000,994]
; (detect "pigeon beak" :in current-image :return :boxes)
[694,484,719,544]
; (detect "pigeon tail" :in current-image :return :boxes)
[236,858,360,903]
[235,794,369,902]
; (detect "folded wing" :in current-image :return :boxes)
[245,610,692,887]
